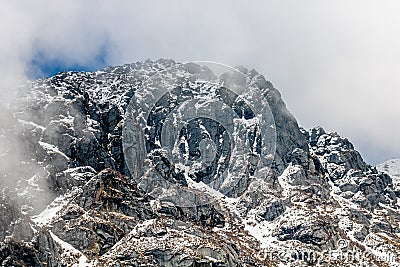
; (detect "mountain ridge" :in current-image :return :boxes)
[0,59,399,266]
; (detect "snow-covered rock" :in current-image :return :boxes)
[377,158,400,196]
[378,159,400,179]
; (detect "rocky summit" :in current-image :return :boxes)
[0,59,399,266]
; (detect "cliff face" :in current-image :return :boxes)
[0,60,399,266]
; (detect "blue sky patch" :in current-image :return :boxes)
[28,45,108,79]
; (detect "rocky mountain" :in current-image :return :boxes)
[0,59,399,266]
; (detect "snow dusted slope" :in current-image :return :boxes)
[0,60,399,266]
[377,159,400,179]
[377,158,400,195]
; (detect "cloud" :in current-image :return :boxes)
[1,0,399,164]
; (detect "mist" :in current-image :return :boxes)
[1,0,399,165]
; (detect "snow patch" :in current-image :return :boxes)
[49,231,94,267]
[31,191,74,226]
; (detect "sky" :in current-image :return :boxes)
[1,0,399,165]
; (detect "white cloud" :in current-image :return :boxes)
[1,0,399,164]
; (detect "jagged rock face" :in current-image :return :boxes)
[122,62,280,204]
[0,60,400,266]
[308,127,397,210]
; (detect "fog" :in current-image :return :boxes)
[1,0,399,164]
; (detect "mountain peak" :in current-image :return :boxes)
[1,60,399,266]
